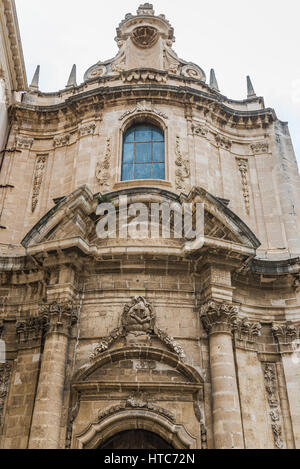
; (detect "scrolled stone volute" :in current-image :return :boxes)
[200,300,239,334]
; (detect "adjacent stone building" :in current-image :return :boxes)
[0,2,300,449]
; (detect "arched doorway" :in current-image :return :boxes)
[98,429,174,449]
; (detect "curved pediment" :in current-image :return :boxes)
[73,346,203,386]
[21,185,260,260]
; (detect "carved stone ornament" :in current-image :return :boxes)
[79,122,96,137]
[0,363,11,428]
[97,392,175,424]
[251,142,269,154]
[137,3,155,16]
[119,100,168,121]
[192,123,208,137]
[122,296,155,335]
[200,300,239,334]
[175,135,190,192]
[215,134,232,150]
[132,26,158,48]
[95,137,111,190]
[182,64,205,81]
[234,317,262,342]
[85,64,107,80]
[16,316,46,345]
[272,322,298,344]
[32,154,47,213]
[122,70,167,84]
[263,363,284,449]
[15,135,34,150]
[39,301,78,335]
[53,134,70,148]
[237,158,250,215]
[90,296,186,362]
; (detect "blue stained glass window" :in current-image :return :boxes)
[121,124,165,181]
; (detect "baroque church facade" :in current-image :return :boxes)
[0,1,300,450]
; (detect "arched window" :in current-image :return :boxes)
[121,124,165,181]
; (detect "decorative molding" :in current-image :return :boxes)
[90,296,186,362]
[39,301,78,335]
[119,100,168,120]
[263,363,284,449]
[234,317,262,342]
[15,136,34,150]
[121,70,167,84]
[215,134,232,150]
[95,137,111,190]
[79,122,96,137]
[251,142,269,154]
[237,158,250,215]
[31,154,47,212]
[137,4,155,16]
[200,300,239,334]
[97,392,175,424]
[53,134,70,148]
[175,135,190,191]
[0,362,11,429]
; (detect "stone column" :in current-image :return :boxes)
[201,300,244,449]
[28,301,78,449]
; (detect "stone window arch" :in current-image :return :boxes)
[121,123,165,181]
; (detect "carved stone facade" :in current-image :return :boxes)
[0,2,300,450]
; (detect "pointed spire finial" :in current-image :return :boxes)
[210,69,219,92]
[66,64,77,88]
[247,75,256,98]
[29,65,40,91]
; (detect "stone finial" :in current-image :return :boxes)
[29,65,40,91]
[137,3,155,15]
[66,64,77,88]
[210,69,219,92]
[247,75,256,98]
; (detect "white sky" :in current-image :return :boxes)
[15,0,300,163]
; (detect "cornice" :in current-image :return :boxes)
[14,82,276,130]
[1,0,27,90]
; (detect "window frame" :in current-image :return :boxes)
[115,114,170,188]
[121,123,165,182]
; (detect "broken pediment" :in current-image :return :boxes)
[21,186,260,260]
[84,4,206,83]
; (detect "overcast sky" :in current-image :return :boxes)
[15,0,300,163]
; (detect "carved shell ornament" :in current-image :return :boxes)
[131,26,159,48]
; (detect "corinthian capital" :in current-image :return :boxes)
[200,300,238,334]
[40,301,78,335]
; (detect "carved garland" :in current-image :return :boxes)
[32,154,47,213]
[263,363,284,449]
[90,296,186,362]
[175,135,190,192]
[237,158,250,215]
[251,142,269,154]
[95,137,111,190]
